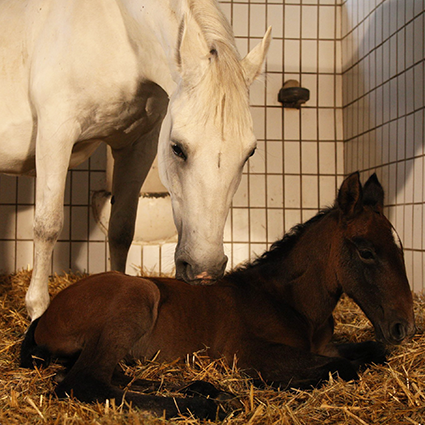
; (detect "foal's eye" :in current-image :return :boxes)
[171,143,187,161]
[358,249,375,262]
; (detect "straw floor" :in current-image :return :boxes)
[1,270,424,424]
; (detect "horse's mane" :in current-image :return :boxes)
[184,0,252,137]
[229,206,335,279]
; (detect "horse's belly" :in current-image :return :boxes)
[0,1,36,174]
[0,117,36,175]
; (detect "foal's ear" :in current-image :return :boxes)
[337,172,363,217]
[241,27,272,86]
[362,173,384,212]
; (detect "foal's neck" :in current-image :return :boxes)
[257,211,342,328]
[285,212,342,326]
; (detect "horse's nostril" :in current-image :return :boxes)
[391,322,407,342]
[175,259,192,281]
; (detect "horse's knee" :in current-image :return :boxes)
[108,218,138,272]
[33,209,63,245]
[108,217,134,252]
[26,212,61,319]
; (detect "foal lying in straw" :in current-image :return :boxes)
[21,172,415,419]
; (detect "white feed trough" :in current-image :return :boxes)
[92,149,177,245]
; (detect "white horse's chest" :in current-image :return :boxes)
[78,80,169,150]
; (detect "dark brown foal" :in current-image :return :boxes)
[21,172,415,418]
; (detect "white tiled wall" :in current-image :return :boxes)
[342,0,425,291]
[0,0,423,291]
[221,0,344,269]
[0,147,109,275]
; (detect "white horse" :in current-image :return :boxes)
[0,0,271,320]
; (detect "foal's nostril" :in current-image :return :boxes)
[390,322,407,342]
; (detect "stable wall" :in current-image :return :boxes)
[0,0,423,291]
[342,0,425,291]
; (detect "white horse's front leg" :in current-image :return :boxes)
[109,135,158,272]
[108,84,168,272]
[25,121,77,320]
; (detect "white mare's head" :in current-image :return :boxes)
[159,10,271,283]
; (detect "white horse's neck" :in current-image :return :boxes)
[118,0,235,94]
[112,0,177,93]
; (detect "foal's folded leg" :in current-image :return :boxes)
[112,366,164,393]
[179,380,244,410]
[112,367,222,397]
[55,326,220,419]
[242,341,360,389]
[330,341,387,368]
[58,369,219,419]
[112,367,239,412]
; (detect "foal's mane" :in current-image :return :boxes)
[183,0,252,136]
[229,207,334,279]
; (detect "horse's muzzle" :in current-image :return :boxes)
[175,256,228,284]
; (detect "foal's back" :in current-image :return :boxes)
[34,271,304,366]
[34,273,162,357]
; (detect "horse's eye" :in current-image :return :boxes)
[171,143,187,161]
[358,249,375,261]
[244,147,256,164]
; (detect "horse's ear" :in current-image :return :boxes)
[177,14,210,82]
[337,172,363,218]
[363,173,384,212]
[241,27,272,86]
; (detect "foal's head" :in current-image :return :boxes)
[334,172,415,345]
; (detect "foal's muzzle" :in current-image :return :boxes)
[389,320,416,343]
[378,319,416,345]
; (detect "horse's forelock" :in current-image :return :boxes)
[178,47,251,141]
[183,0,251,138]
[207,51,251,137]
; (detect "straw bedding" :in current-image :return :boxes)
[1,270,424,424]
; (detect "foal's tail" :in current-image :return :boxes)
[20,319,51,369]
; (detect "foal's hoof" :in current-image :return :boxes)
[180,380,222,398]
[180,381,239,417]
[181,397,223,420]
[359,341,388,366]
[329,358,359,382]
